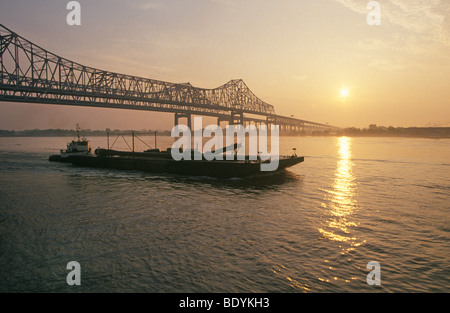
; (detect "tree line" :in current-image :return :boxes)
[0,129,172,137]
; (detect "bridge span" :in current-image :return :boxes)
[0,24,339,134]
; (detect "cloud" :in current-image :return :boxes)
[334,0,450,46]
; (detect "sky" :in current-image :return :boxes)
[0,0,449,130]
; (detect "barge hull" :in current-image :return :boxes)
[67,155,304,178]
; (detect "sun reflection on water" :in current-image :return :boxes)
[315,136,366,287]
[273,137,367,291]
[318,136,365,252]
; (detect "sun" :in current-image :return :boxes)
[340,88,349,98]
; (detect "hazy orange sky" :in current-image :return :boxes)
[0,0,449,130]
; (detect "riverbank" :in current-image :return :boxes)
[0,126,449,139]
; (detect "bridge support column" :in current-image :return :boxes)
[174,112,192,129]
[218,116,230,129]
[229,111,244,125]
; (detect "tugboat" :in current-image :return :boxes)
[49,124,92,162]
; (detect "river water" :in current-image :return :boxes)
[0,135,448,292]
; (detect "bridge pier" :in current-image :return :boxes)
[174,112,192,129]
[217,116,230,128]
[229,111,244,125]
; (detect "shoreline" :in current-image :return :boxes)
[0,134,448,139]
[0,127,449,139]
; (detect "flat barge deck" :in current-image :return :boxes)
[52,148,304,178]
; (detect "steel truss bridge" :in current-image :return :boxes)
[0,24,339,134]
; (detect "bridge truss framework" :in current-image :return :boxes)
[0,24,339,134]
